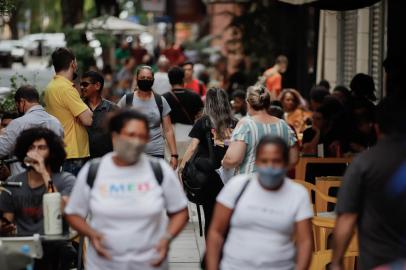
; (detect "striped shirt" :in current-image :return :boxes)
[231,116,297,175]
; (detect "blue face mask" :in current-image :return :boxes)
[257,166,287,189]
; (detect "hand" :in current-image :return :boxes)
[26,151,47,176]
[170,157,178,170]
[151,238,170,267]
[0,218,16,236]
[90,232,111,260]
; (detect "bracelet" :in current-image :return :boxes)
[162,232,174,243]
[171,154,179,159]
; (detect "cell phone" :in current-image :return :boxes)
[1,216,11,225]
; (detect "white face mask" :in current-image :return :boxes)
[114,137,146,164]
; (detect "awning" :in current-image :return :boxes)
[74,16,146,34]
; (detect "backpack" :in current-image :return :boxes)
[181,117,215,205]
[86,157,163,188]
[125,92,163,122]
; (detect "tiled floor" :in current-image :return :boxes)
[169,204,205,270]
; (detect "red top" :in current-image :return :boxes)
[184,79,206,96]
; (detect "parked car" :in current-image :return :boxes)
[0,40,28,67]
[20,33,66,56]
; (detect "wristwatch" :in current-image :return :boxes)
[162,232,174,243]
[171,154,179,159]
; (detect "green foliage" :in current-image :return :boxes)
[64,27,96,73]
[0,74,27,113]
[0,0,15,15]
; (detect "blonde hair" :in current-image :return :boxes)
[246,85,271,111]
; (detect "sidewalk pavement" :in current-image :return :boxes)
[169,204,205,270]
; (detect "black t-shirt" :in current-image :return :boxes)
[189,116,237,169]
[336,136,406,270]
[302,127,341,157]
[163,88,203,125]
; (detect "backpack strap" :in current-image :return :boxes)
[153,92,163,122]
[125,93,134,107]
[234,177,250,205]
[86,158,101,189]
[149,158,163,185]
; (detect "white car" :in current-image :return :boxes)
[0,40,28,67]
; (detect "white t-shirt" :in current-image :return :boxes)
[65,153,187,270]
[217,175,313,270]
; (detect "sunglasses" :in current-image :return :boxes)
[80,81,94,88]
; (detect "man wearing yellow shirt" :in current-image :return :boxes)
[44,48,93,175]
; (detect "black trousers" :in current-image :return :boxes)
[202,172,224,237]
[34,241,76,270]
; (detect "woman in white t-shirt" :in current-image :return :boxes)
[206,135,313,270]
[65,109,188,270]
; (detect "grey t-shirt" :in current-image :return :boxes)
[118,93,171,156]
[0,171,75,236]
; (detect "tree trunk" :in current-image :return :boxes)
[8,0,24,39]
[61,0,84,27]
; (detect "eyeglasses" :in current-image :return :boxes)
[80,81,94,88]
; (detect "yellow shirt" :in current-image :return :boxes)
[44,75,89,159]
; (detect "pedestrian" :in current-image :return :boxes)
[180,87,237,236]
[230,90,247,120]
[152,56,172,95]
[114,40,130,70]
[0,127,76,270]
[181,61,207,97]
[0,85,63,175]
[115,58,136,97]
[81,71,118,159]
[309,85,330,111]
[0,111,18,131]
[44,48,93,176]
[280,89,312,138]
[117,65,178,169]
[263,55,288,100]
[331,94,406,270]
[222,85,298,175]
[65,109,188,270]
[163,66,203,158]
[206,136,313,270]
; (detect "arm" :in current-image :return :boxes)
[151,208,189,267]
[179,138,199,172]
[162,115,178,169]
[295,219,313,270]
[0,121,19,157]
[222,141,246,169]
[302,129,320,155]
[289,144,300,168]
[331,213,358,270]
[0,212,16,235]
[77,109,93,127]
[206,203,233,270]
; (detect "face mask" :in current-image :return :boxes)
[257,166,287,189]
[137,79,154,91]
[114,137,146,164]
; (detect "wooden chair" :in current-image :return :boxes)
[315,177,342,212]
[311,216,358,270]
[293,180,337,215]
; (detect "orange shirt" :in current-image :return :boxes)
[265,67,282,98]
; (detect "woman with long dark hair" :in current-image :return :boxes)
[180,87,237,236]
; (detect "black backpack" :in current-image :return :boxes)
[86,157,163,188]
[181,117,215,205]
[125,92,163,122]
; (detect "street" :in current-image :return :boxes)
[0,57,54,92]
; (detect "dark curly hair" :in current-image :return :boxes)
[14,127,66,173]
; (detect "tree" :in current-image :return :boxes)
[61,0,84,27]
[8,0,23,39]
[94,0,119,17]
[0,0,14,15]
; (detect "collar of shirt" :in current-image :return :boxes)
[88,99,110,112]
[25,104,44,114]
[54,75,75,88]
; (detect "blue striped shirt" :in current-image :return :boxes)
[231,116,297,175]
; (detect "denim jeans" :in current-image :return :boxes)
[62,158,88,176]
